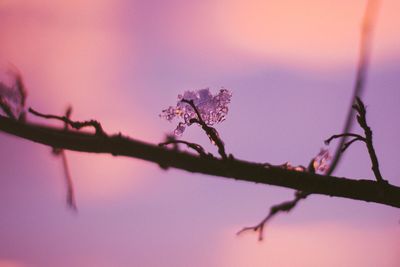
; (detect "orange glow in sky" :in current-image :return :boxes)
[215,0,400,67]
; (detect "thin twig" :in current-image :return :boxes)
[325,133,367,152]
[325,133,366,145]
[237,191,308,241]
[60,150,77,211]
[60,106,77,211]
[181,99,227,160]
[353,97,385,184]
[29,107,106,136]
[159,140,212,158]
[341,137,366,152]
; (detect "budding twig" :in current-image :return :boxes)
[354,97,385,184]
[327,97,386,185]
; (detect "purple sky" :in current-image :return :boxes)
[0,1,399,266]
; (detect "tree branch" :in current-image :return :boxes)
[0,115,399,208]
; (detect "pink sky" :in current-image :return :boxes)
[0,0,399,266]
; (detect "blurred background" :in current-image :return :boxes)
[0,0,399,266]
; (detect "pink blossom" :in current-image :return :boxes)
[161,88,232,136]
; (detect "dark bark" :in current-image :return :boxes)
[0,114,399,208]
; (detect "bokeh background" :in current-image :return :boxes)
[0,0,399,266]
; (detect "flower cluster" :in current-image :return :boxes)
[160,88,232,136]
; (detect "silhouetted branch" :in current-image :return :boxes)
[0,114,399,208]
[0,0,392,244]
